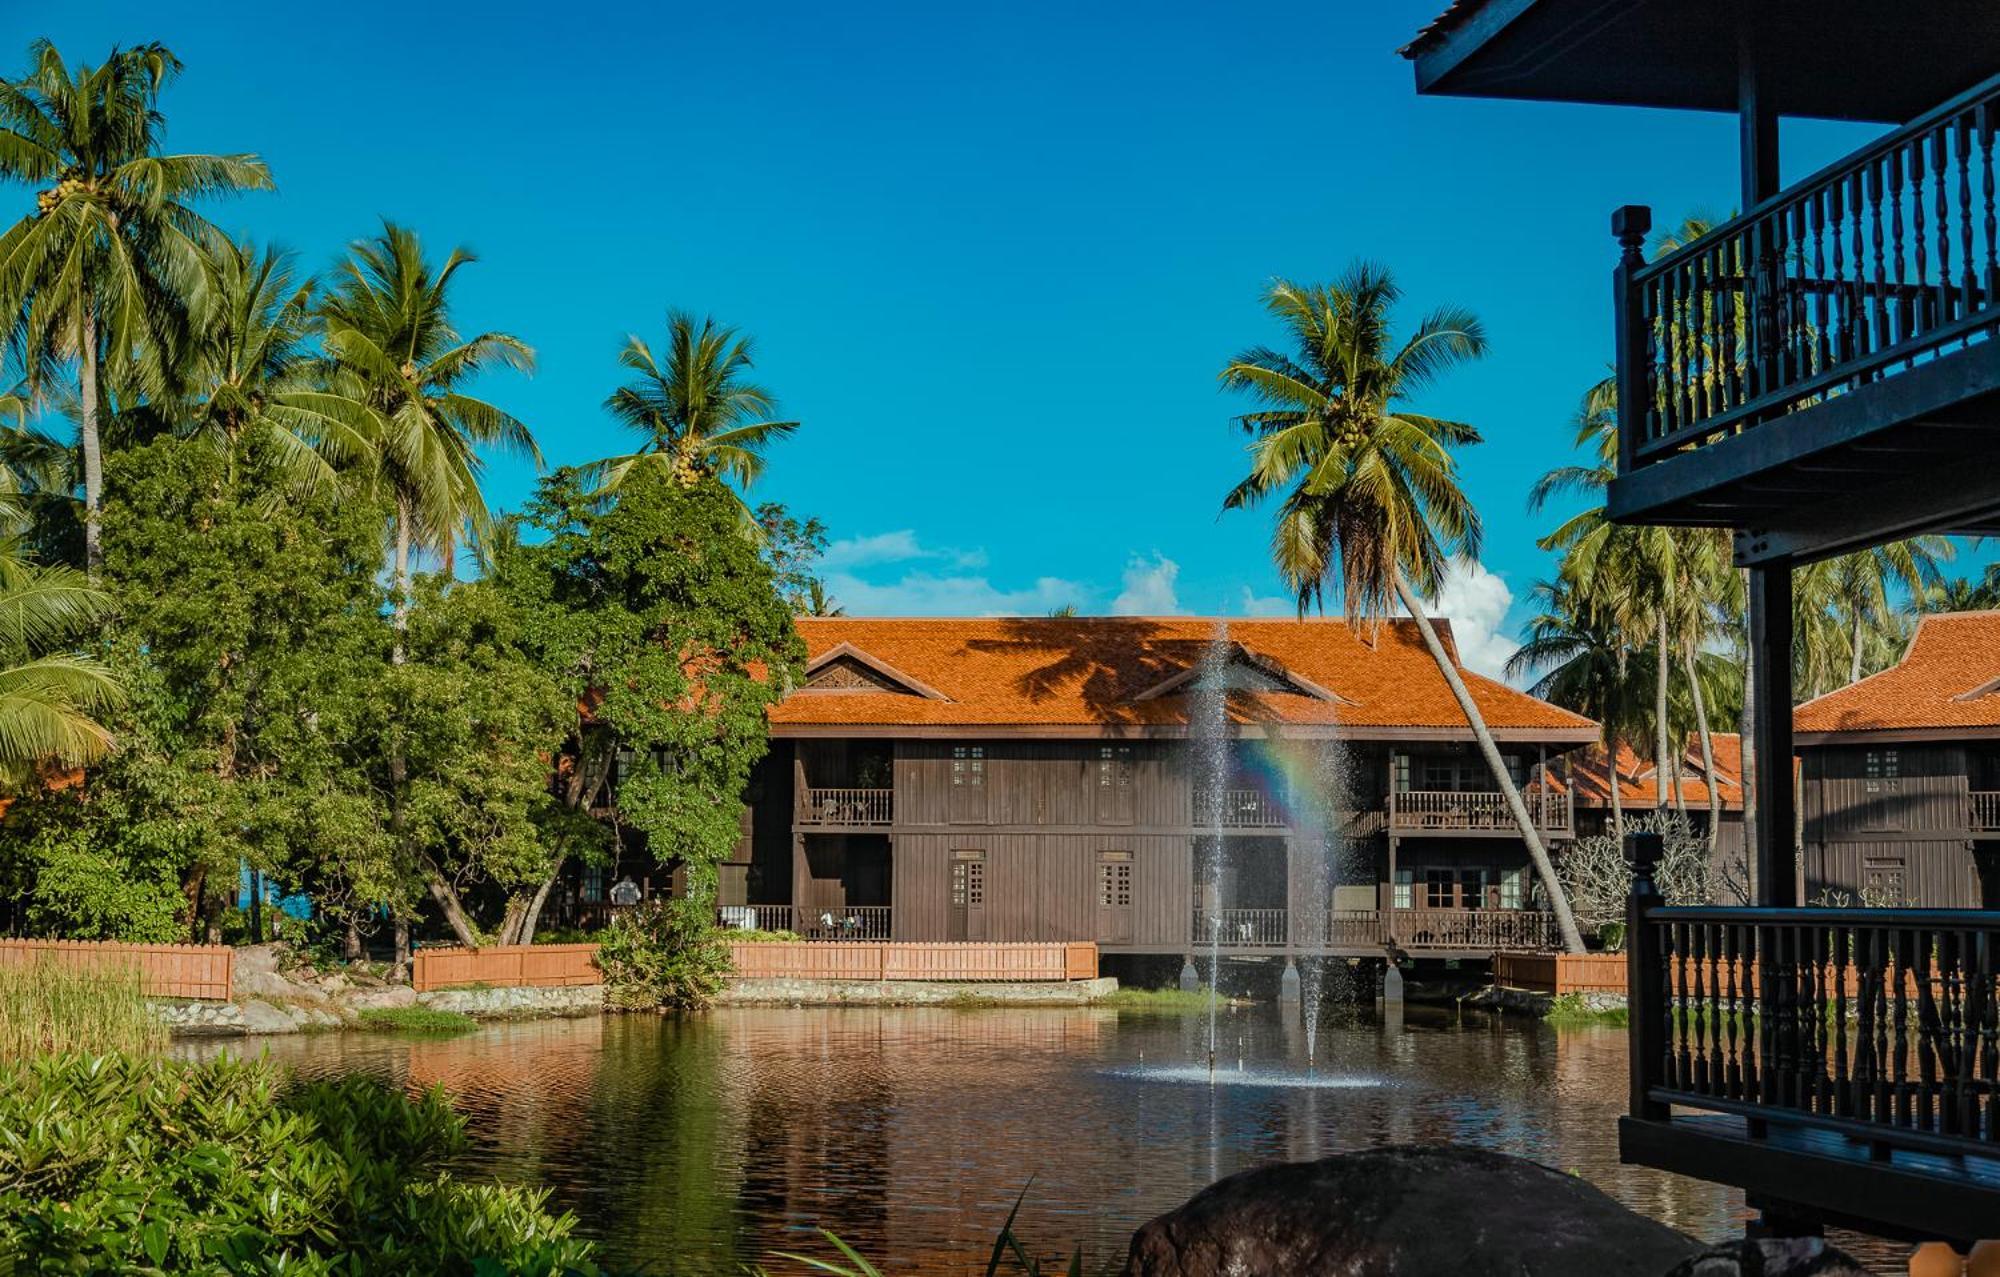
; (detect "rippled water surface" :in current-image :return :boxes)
[187,1003,1900,1274]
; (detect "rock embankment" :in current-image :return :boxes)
[150,943,601,1036]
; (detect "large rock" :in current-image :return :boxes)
[340,984,417,1011]
[1124,1145,1700,1277]
[1666,1240,1871,1276]
[236,999,301,1035]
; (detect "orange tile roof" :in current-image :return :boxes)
[1795,611,2000,739]
[770,616,1597,740]
[1561,734,1744,810]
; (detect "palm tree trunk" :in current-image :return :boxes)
[1685,643,1722,857]
[392,493,412,664]
[1607,730,1625,841]
[1393,571,1586,954]
[1849,612,1865,685]
[79,302,104,578]
[1654,612,1671,814]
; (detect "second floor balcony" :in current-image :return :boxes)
[1607,71,2000,557]
[1388,787,1572,837]
[797,787,893,827]
[1972,790,2000,834]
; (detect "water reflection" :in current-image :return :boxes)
[188,1005,1865,1275]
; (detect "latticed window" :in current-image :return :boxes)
[952,745,985,787]
[1098,852,1133,907]
[1098,744,1133,789]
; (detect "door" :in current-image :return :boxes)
[949,745,988,823]
[1097,850,1134,945]
[948,849,985,940]
[1096,745,1135,824]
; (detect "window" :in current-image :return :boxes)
[1098,745,1133,789]
[952,745,985,787]
[1424,868,1456,908]
[1499,866,1526,911]
[1392,754,1411,794]
[1392,868,1414,909]
[1098,851,1133,907]
[1423,759,1459,791]
[1864,748,1900,791]
[581,865,605,904]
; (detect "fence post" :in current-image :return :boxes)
[1627,830,1670,1121]
[1612,204,1653,473]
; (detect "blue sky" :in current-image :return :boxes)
[36,3,1928,675]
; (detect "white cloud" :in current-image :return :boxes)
[1234,586,1296,617]
[1419,560,1520,681]
[1111,554,1182,615]
[822,529,985,571]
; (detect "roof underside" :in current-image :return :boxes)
[1405,0,2000,123]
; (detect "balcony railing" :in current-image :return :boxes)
[789,906,893,941]
[715,904,798,933]
[1618,71,2000,468]
[1971,790,2000,832]
[1630,901,2000,1160]
[1385,908,1558,952]
[1194,788,1288,829]
[1388,788,1571,834]
[1192,908,1289,947]
[797,787,893,827]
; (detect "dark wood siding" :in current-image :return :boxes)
[1801,744,1980,907]
[890,833,1193,946]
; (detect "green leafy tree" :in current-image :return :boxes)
[1220,264,1586,953]
[495,466,805,949]
[0,555,118,784]
[0,39,272,574]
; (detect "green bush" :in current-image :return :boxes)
[0,959,167,1058]
[594,897,730,1011]
[0,1053,605,1275]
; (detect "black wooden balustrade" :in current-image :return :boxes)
[1617,70,2000,468]
[1628,866,2000,1160]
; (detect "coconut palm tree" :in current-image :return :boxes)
[0,39,272,575]
[0,552,119,785]
[1922,564,2000,612]
[320,221,537,633]
[1220,264,1586,953]
[1508,579,1638,838]
[1821,540,1951,685]
[589,311,797,517]
[163,238,379,495]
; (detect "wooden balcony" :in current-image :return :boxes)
[1971,790,2000,833]
[1193,788,1288,829]
[1193,907,1290,947]
[1184,906,1558,955]
[1622,888,2000,1243]
[796,786,893,828]
[1384,907,1558,954]
[1608,72,2000,556]
[1387,788,1572,837]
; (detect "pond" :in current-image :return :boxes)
[185,1003,1899,1275]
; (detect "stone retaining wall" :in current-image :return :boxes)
[416,984,604,1018]
[719,976,1119,1007]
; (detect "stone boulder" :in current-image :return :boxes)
[340,984,417,1012]
[1666,1239,1871,1276]
[1124,1145,1700,1277]
[237,999,301,1035]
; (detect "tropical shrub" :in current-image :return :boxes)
[0,1053,605,1275]
[0,960,166,1058]
[595,897,731,1010]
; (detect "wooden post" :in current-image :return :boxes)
[1749,564,1798,906]
[1612,205,1653,473]
[1627,830,1669,1121]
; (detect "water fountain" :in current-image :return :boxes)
[1187,624,1232,1078]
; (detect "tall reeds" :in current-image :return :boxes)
[0,958,167,1057]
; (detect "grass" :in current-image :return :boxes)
[0,958,167,1058]
[1100,986,1227,1014]
[1544,993,1629,1028]
[356,1006,480,1035]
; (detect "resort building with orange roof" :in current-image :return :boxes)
[1793,611,2000,908]
[562,615,1601,962]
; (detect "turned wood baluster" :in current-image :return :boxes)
[1983,101,1999,303]
[1834,923,1852,1118]
[1914,137,1932,334]
[1916,931,1939,1133]
[1934,123,1953,326]
[1894,928,1913,1129]
[1957,115,1976,320]
[1809,193,1829,376]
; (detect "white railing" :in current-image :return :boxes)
[1194,788,1288,828]
[1191,908,1289,946]
[1971,791,2000,832]
[1388,787,1571,834]
[798,787,893,826]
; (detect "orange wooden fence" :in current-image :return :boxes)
[0,939,233,1000]
[411,943,602,992]
[1494,950,1628,996]
[727,941,1099,982]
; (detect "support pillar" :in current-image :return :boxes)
[1279,956,1301,1005]
[1748,564,1798,906]
[1179,954,1199,993]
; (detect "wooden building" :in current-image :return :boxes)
[1405,0,2000,1245]
[725,616,1596,959]
[1566,735,1746,853]
[1794,611,2000,909]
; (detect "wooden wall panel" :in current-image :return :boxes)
[1805,745,1970,839]
[1805,838,1979,907]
